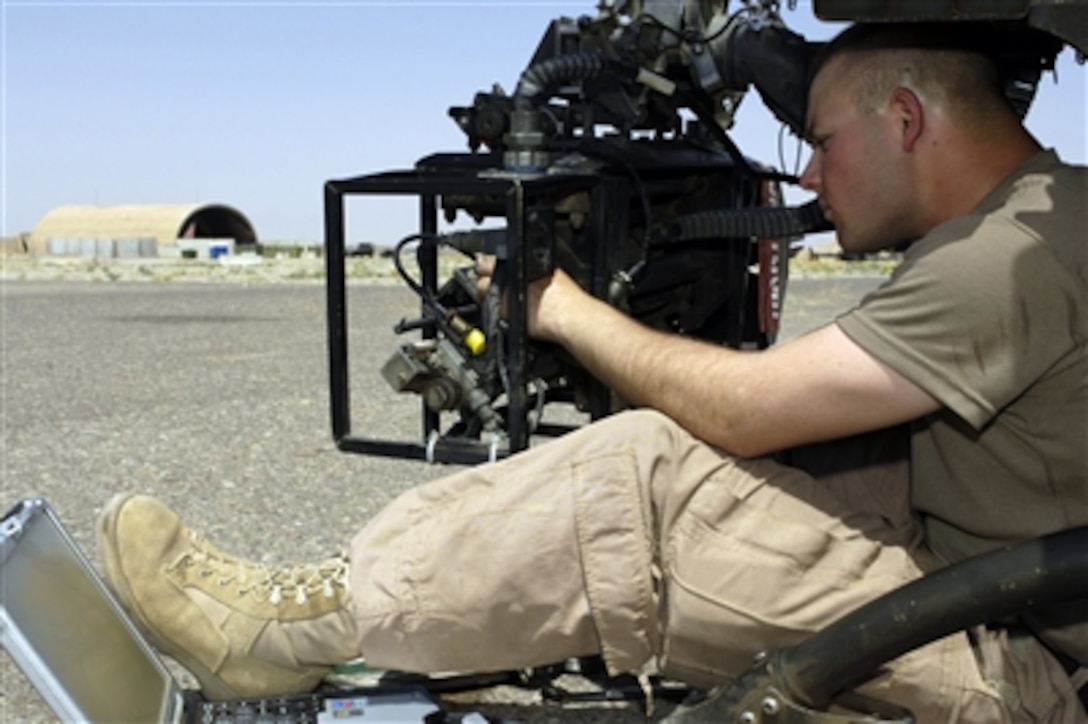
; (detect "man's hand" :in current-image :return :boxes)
[475,256,589,343]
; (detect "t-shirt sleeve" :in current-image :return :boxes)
[836,214,1079,430]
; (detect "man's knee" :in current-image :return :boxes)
[593,408,720,471]
[586,407,687,440]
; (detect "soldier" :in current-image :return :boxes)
[97,22,1086,722]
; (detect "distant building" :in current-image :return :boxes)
[28,203,258,258]
[1,233,30,255]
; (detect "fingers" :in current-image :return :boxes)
[476,255,496,277]
[475,255,494,302]
[471,257,583,343]
[475,255,497,301]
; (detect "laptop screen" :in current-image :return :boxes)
[0,498,180,723]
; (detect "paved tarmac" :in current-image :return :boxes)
[1,273,884,722]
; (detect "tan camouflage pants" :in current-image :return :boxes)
[347,409,1083,722]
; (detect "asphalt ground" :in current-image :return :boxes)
[1,272,884,722]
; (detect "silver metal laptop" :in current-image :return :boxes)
[0,496,444,723]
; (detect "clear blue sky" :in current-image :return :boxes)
[3,1,1085,244]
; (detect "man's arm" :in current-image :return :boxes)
[529,268,941,457]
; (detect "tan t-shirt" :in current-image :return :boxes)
[836,150,1086,655]
[835,148,1083,535]
[835,149,1083,557]
[835,149,1083,657]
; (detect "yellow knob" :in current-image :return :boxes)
[463,328,487,356]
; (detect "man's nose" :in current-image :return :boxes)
[799,152,820,192]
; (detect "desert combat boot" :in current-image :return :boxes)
[96,493,360,700]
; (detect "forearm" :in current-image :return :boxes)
[521,269,938,456]
[548,290,767,456]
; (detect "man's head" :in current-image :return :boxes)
[800,23,1041,253]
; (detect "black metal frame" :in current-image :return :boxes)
[324,153,622,465]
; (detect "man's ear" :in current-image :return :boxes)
[889,87,924,152]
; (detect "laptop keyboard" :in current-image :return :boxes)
[191,693,325,724]
[186,687,447,723]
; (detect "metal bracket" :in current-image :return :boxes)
[662,654,913,724]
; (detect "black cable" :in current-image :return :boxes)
[776,122,798,178]
[673,84,762,181]
[392,233,434,304]
[393,233,477,315]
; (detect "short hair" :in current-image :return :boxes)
[811,23,1012,119]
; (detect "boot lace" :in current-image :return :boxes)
[171,530,348,606]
